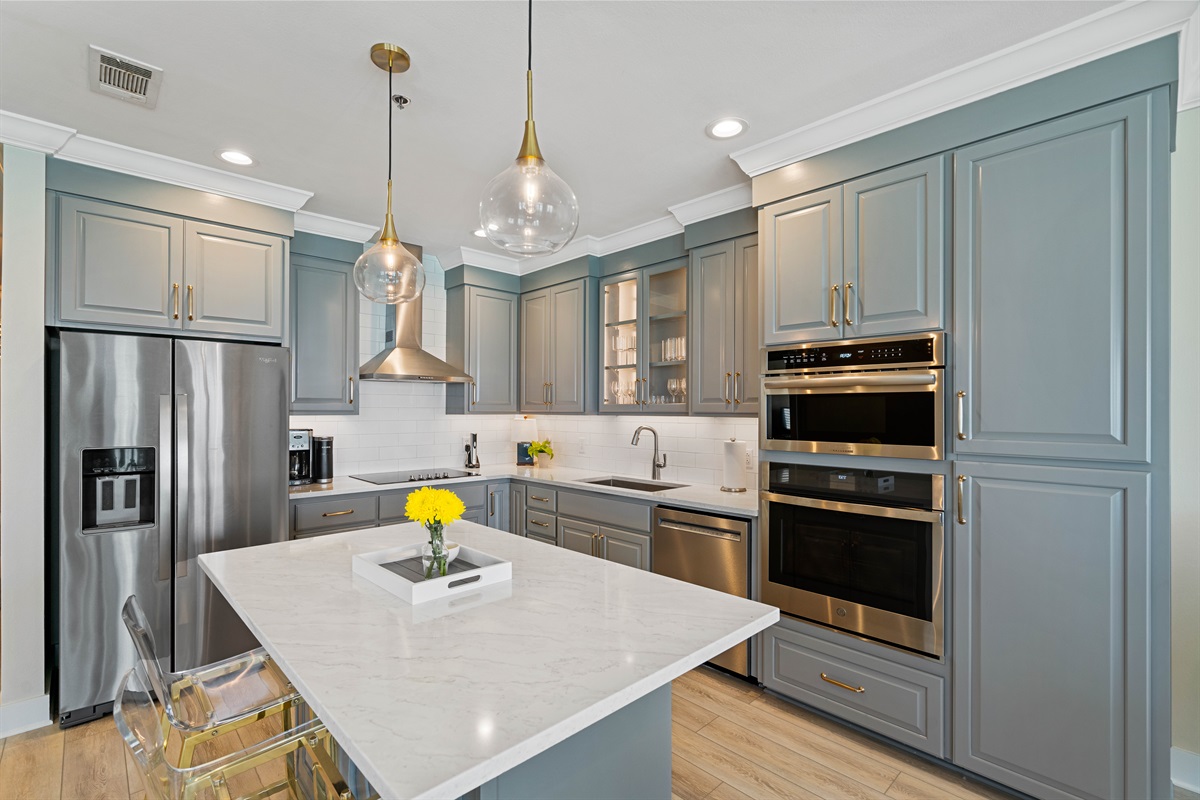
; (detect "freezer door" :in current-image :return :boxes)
[173,339,288,671]
[55,332,174,722]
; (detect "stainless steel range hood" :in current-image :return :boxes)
[357,242,474,383]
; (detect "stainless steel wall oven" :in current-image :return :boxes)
[760,462,944,657]
[761,332,944,460]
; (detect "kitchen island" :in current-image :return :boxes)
[199,521,777,799]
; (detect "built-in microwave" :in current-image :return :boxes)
[760,332,944,460]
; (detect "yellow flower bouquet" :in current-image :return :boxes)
[405,487,466,578]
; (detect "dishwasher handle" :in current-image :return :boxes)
[655,519,742,542]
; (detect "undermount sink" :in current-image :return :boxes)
[580,476,687,492]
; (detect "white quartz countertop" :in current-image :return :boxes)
[199,523,777,799]
[289,463,759,517]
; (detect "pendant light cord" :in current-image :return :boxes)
[388,59,394,182]
[527,0,533,72]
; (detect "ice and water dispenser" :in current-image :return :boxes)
[80,447,156,531]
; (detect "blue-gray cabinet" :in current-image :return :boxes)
[53,194,286,340]
[599,526,651,571]
[447,286,519,414]
[486,482,510,531]
[508,484,526,536]
[520,278,592,413]
[952,460,1152,800]
[289,252,358,414]
[689,234,759,415]
[760,155,945,345]
[952,94,1155,463]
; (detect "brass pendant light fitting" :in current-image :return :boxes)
[369,43,410,246]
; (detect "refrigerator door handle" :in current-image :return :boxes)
[158,395,173,582]
[175,393,190,578]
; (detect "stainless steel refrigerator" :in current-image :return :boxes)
[52,331,287,726]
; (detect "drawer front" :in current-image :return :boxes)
[293,496,378,535]
[524,487,557,512]
[763,623,945,756]
[558,491,650,533]
[525,510,557,539]
[378,490,414,523]
[455,483,488,509]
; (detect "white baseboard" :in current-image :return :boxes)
[0,693,51,738]
[1175,747,1200,794]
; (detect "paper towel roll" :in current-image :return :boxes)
[721,439,748,493]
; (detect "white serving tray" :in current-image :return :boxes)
[352,543,512,605]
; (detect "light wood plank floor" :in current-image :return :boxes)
[0,666,1189,800]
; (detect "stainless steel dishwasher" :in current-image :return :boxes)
[652,506,751,677]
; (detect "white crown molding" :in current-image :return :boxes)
[0,110,73,154]
[667,183,752,226]
[294,210,375,243]
[1179,5,1200,111]
[56,134,313,211]
[731,1,1198,177]
[593,214,684,256]
[437,246,522,275]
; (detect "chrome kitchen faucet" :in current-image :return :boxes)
[631,426,667,480]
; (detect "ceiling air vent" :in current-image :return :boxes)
[88,45,163,109]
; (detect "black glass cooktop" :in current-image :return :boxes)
[350,468,477,485]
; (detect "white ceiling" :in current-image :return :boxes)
[0,1,1133,260]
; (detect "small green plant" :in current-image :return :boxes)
[527,440,554,459]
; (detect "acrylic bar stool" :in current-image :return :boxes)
[115,667,357,800]
[122,595,305,769]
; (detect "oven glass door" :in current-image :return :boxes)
[762,493,944,656]
[762,370,942,459]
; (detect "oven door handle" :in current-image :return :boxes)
[762,491,945,524]
[763,373,937,390]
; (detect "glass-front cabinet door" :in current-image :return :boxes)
[601,259,688,414]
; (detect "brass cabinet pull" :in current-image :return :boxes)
[820,672,865,693]
[956,391,966,440]
[956,475,966,525]
[543,382,550,407]
[733,372,742,405]
[591,531,599,556]
[643,377,649,406]
[530,495,550,503]
[724,372,733,405]
[322,510,354,518]
[348,376,355,405]
[529,519,550,528]
[172,283,180,320]
[186,285,195,321]
[829,284,840,328]
[471,382,478,406]
[843,282,854,326]
[488,492,496,516]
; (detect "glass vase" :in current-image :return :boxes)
[421,522,448,578]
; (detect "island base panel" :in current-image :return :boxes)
[463,685,672,800]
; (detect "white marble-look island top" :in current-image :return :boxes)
[199,522,778,799]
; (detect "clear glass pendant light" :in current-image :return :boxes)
[479,0,579,256]
[354,44,425,303]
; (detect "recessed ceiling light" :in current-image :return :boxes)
[217,149,254,166]
[473,228,487,238]
[705,117,748,139]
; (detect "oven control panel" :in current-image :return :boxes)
[766,333,941,372]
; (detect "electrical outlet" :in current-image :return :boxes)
[744,448,755,470]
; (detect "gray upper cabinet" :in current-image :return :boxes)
[952,460,1152,800]
[689,234,759,415]
[521,278,590,413]
[447,286,519,414]
[290,252,358,414]
[760,155,946,346]
[843,155,945,338]
[183,221,286,339]
[56,196,184,330]
[760,186,842,345]
[53,194,286,341]
[952,94,1155,462]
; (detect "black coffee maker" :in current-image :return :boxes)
[288,429,313,486]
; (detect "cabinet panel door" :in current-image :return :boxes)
[290,254,357,413]
[953,461,1149,800]
[57,196,183,329]
[600,527,650,571]
[508,484,526,535]
[953,94,1156,462]
[520,289,551,412]
[558,519,598,557]
[486,483,509,530]
[760,187,843,345]
[734,235,761,415]
[549,280,586,413]
[689,240,736,414]
[183,221,285,339]
[843,155,945,338]
[468,288,519,413]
